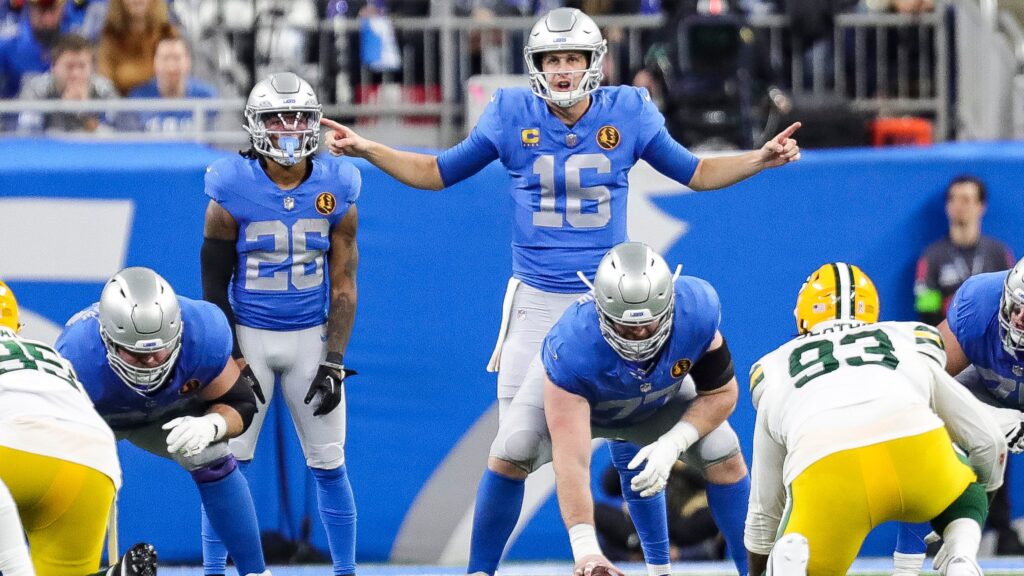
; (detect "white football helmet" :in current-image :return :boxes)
[580,242,681,363]
[999,257,1024,357]
[98,267,183,395]
[244,72,322,166]
[524,8,607,108]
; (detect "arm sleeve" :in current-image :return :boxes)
[201,238,241,359]
[436,91,502,186]
[640,127,701,187]
[928,360,1007,491]
[744,407,787,555]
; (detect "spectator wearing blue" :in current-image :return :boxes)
[126,36,216,132]
[17,33,118,133]
[0,0,69,98]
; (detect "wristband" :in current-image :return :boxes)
[568,523,602,562]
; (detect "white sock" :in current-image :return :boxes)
[647,562,672,576]
[893,551,926,576]
[942,518,982,560]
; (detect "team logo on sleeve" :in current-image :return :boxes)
[670,358,692,378]
[315,192,337,215]
[596,126,620,150]
[180,379,201,395]
[521,128,540,147]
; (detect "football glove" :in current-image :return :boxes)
[304,361,357,417]
[1005,416,1024,454]
[239,363,266,404]
[162,414,227,457]
[627,421,699,497]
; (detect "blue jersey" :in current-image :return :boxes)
[55,297,232,430]
[437,86,699,293]
[542,276,721,427]
[948,271,1024,409]
[205,154,361,330]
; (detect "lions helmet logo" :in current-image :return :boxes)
[670,359,692,378]
[316,192,337,215]
[596,126,620,150]
[180,379,201,395]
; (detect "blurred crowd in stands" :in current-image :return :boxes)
[0,0,944,146]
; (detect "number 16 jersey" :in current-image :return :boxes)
[437,86,700,293]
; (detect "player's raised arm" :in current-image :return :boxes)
[321,117,445,190]
[686,122,802,191]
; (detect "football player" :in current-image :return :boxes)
[746,263,1006,576]
[0,281,157,576]
[200,72,360,576]
[506,241,748,576]
[896,255,1024,575]
[55,268,268,576]
[321,8,799,575]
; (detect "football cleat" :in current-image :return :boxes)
[768,533,810,576]
[110,542,157,576]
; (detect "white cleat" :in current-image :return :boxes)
[244,571,272,576]
[768,533,810,576]
[935,556,983,576]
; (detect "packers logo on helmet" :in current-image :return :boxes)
[794,262,879,334]
[0,281,21,333]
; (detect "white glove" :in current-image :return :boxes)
[162,414,227,457]
[627,421,699,497]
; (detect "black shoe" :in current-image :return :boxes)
[996,529,1024,556]
[111,543,158,576]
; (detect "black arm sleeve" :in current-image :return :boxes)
[211,368,259,432]
[201,237,241,359]
[690,337,735,392]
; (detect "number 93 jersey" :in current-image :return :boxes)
[454,86,696,293]
[748,321,949,485]
[205,155,361,330]
[542,276,721,428]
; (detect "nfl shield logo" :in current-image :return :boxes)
[283,196,295,211]
[566,133,578,147]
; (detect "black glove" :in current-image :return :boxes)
[304,361,356,417]
[239,364,266,405]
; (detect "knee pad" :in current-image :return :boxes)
[490,428,546,473]
[768,533,809,576]
[190,455,238,484]
[304,442,345,469]
[694,423,742,468]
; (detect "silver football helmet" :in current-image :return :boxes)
[244,72,322,166]
[98,267,183,395]
[579,242,681,362]
[1000,257,1024,357]
[524,8,607,108]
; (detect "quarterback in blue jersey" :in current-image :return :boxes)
[200,72,360,576]
[322,8,784,575]
[535,242,748,576]
[55,268,268,576]
[895,256,1024,576]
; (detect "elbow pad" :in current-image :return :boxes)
[213,367,260,432]
[691,338,735,392]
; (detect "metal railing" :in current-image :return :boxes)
[0,7,982,146]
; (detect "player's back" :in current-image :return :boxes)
[0,327,121,487]
[751,320,947,484]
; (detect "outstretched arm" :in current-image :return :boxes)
[321,118,444,190]
[687,122,802,191]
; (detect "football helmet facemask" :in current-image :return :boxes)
[524,8,607,108]
[244,72,322,167]
[999,257,1024,357]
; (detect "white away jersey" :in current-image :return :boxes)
[744,320,1006,554]
[0,327,121,488]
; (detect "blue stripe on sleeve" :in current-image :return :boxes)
[640,127,700,187]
